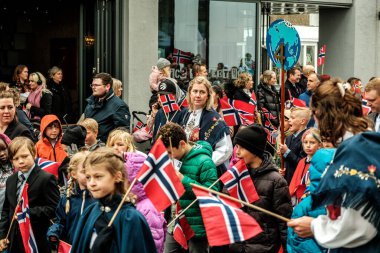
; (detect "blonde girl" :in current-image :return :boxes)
[288,128,322,206]
[70,147,156,253]
[47,151,95,246]
[107,129,167,253]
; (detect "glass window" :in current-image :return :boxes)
[158,0,258,83]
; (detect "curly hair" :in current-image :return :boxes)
[157,122,187,148]
[310,78,371,147]
[234,72,252,89]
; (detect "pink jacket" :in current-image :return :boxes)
[149,66,166,92]
[124,151,166,253]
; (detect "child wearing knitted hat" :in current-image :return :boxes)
[149,58,171,92]
[231,124,292,253]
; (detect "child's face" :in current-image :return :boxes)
[12,146,35,173]
[85,128,97,146]
[85,164,121,199]
[236,144,255,166]
[288,111,304,133]
[71,161,87,189]
[111,139,127,156]
[166,141,186,160]
[45,122,60,140]
[0,139,8,165]
[284,118,290,132]
[302,134,321,157]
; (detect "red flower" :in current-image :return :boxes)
[368,165,376,174]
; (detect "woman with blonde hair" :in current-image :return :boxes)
[112,78,123,98]
[25,72,52,121]
[176,76,232,171]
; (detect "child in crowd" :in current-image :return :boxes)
[0,134,13,216]
[149,58,172,93]
[231,124,292,253]
[288,128,322,207]
[79,118,105,151]
[57,125,87,187]
[36,114,67,162]
[158,122,219,253]
[278,107,311,184]
[70,147,156,253]
[107,129,166,253]
[47,151,95,248]
[0,137,60,253]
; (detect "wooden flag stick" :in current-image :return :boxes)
[190,183,290,223]
[167,178,221,227]
[108,177,137,227]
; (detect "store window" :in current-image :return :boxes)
[158,0,258,83]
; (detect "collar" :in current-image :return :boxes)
[18,164,35,181]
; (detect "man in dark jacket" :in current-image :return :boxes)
[84,73,130,142]
[230,124,292,253]
[283,67,303,101]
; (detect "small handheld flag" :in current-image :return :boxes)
[317,45,326,67]
[172,48,193,65]
[220,160,259,206]
[173,202,195,249]
[160,94,181,114]
[136,139,185,212]
[192,184,262,246]
[16,184,39,253]
[36,158,61,179]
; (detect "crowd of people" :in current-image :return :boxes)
[0,59,378,253]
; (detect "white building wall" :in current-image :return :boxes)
[319,0,379,81]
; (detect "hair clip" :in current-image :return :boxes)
[337,82,346,97]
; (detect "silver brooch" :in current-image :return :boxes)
[100,206,111,212]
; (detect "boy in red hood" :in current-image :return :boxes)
[35,114,67,162]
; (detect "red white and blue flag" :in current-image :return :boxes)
[172,48,193,64]
[192,185,262,246]
[220,160,259,207]
[231,99,256,125]
[173,202,195,249]
[36,158,61,179]
[261,108,277,145]
[136,139,185,212]
[58,240,71,253]
[16,183,38,253]
[317,45,326,67]
[220,98,241,126]
[160,94,181,114]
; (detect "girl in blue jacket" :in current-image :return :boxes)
[47,151,95,247]
[70,147,156,253]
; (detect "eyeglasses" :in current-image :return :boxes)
[90,83,104,88]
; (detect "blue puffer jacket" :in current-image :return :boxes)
[287,148,336,253]
[84,89,130,142]
[47,183,95,243]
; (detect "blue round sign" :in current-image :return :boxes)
[266,19,301,70]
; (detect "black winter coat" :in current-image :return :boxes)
[230,153,292,253]
[47,79,72,123]
[257,83,280,128]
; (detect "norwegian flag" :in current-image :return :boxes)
[133,121,151,134]
[192,185,262,246]
[317,45,326,67]
[231,99,256,125]
[220,98,241,126]
[220,160,259,207]
[172,48,193,64]
[36,158,61,179]
[180,98,189,108]
[261,108,277,145]
[160,94,181,114]
[136,139,185,212]
[16,184,39,253]
[285,98,306,109]
[362,105,371,116]
[58,240,71,253]
[173,202,195,249]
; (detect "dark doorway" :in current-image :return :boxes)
[0,0,81,122]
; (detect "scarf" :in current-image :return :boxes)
[27,85,43,119]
